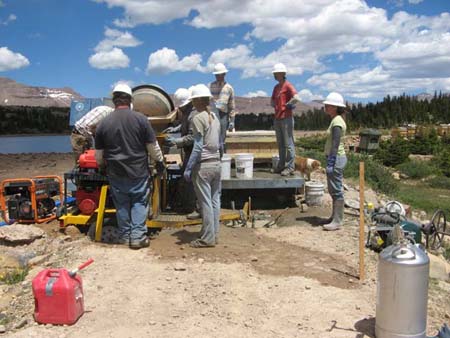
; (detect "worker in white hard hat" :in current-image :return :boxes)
[322,92,347,231]
[270,63,302,176]
[70,105,113,164]
[209,63,236,155]
[184,84,221,248]
[95,83,165,249]
[164,87,201,219]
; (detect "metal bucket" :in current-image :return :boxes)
[132,84,174,118]
[305,181,324,206]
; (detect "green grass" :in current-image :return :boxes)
[393,181,450,217]
[0,268,28,285]
[396,160,438,179]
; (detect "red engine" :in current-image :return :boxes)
[73,150,105,215]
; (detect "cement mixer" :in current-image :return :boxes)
[131,84,176,133]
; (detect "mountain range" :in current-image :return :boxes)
[0,77,318,115]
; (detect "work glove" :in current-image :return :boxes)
[164,136,176,147]
[162,125,181,134]
[183,168,192,183]
[285,102,296,110]
[155,161,165,175]
[326,155,336,175]
[228,121,235,132]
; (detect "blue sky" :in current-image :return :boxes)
[0,0,449,103]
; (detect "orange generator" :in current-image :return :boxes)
[0,175,63,224]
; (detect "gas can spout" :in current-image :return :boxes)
[69,258,94,277]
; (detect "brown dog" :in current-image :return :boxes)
[294,156,321,180]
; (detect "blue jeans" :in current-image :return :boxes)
[109,176,150,241]
[217,110,229,155]
[192,162,221,245]
[326,155,347,201]
[274,117,295,170]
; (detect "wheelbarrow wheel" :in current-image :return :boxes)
[429,209,446,251]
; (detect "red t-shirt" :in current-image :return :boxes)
[271,80,297,119]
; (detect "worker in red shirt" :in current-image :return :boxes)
[270,63,301,176]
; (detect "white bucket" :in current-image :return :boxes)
[221,154,232,179]
[235,153,254,179]
[305,181,324,206]
[272,154,279,170]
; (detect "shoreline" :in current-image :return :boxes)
[0,133,70,137]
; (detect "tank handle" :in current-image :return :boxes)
[392,246,416,260]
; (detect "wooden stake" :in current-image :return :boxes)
[359,161,365,281]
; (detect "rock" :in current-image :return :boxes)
[300,203,308,213]
[0,325,5,333]
[429,253,450,282]
[399,173,409,179]
[392,172,400,180]
[14,318,27,329]
[0,224,44,245]
[173,264,187,271]
[197,258,204,264]
[28,254,49,267]
[64,225,81,237]
[408,154,433,162]
[250,256,258,262]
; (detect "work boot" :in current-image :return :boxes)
[319,200,335,225]
[129,236,150,249]
[270,166,283,174]
[187,210,201,220]
[323,199,344,231]
[280,168,294,176]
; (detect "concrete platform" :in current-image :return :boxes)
[222,169,304,190]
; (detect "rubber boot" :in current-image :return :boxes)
[319,199,335,225]
[323,199,344,231]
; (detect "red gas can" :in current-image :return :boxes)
[32,259,93,325]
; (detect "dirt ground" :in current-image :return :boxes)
[1,153,449,338]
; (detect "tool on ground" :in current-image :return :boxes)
[32,258,94,325]
[0,175,63,224]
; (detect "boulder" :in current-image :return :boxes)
[0,224,44,245]
[428,253,450,282]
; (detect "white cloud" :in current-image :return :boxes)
[94,0,450,99]
[94,27,142,52]
[146,47,204,74]
[88,47,130,69]
[243,90,268,98]
[297,89,324,102]
[0,47,30,71]
[1,14,16,25]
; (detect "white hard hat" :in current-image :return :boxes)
[323,92,346,108]
[272,63,287,74]
[112,83,132,96]
[213,63,228,74]
[189,84,212,99]
[174,88,191,107]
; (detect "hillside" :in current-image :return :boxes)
[0,77,81,108]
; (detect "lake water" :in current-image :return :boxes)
[0,135,72,153]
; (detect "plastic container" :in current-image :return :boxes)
[221,154,232,179]
[272,154,279,170]
[32,269,85,325]
[235,153,254,179]
[305,181,324,206]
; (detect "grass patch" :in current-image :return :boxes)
[396,160,438,179]
[0,268,28,285]
[427,175,450,190]
[393,181,450,217]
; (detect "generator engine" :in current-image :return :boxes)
[69,149,110,215]
[0,176,62,223]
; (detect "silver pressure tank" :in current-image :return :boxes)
[375,243,430,338]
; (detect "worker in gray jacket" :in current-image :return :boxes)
[165,87,201,219]
[184,84,221,247]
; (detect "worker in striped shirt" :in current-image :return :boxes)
[70,105,113,164]
[209,63,236,155]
